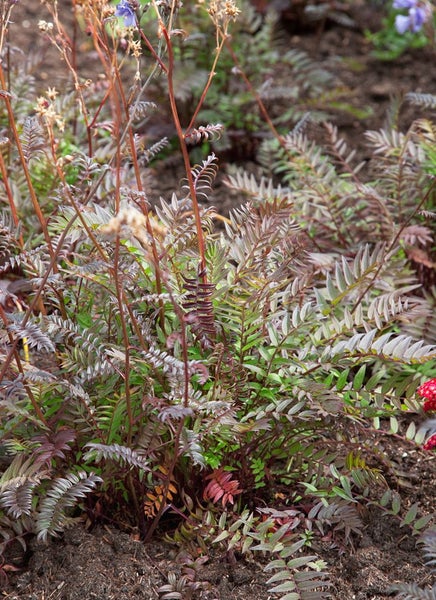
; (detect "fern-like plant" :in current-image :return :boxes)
[390,527,436,600]
[0,2,435,598]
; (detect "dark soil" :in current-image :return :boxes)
[3,433,435,599]
[2,1,436,599]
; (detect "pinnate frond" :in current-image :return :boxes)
[7,317,55,353]
[155,195,216,256]
[0,246,49,274]
[365,128,407,155]
[224,203,301,281]
[405,92,436,109]
[32,429,76,465]
[44,315,115,379]
[282,130,337,185]
[367,288,420,330]
[183,269,216,349]
[0,480,38,520]
[0,456,46,519]
[323,122,364,175]
[401,289,436,343]
[20,116,46,162]
[400,225,434,246]
[52,202,113,243]
[389,583,436,600]
[184,153,218,199]
[420,210,436,219]
[203,468,242,507]
[179,428,206,467]
[421,527,436,568]
[36,471,102,540]
[185,124,223,145]
[138,136,169,164]
[129,100,157,120]
[265,565,332,600]
[328,330,436,362]
[251,523,331,599]
[144,475,178,519]
[83,443,150,471]
[308,500,364,538]
[225,167,294,205]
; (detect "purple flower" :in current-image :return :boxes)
[393,0,431,33]
[115,0,136,27]
[393,0,417,8]
[395,14,411,33]
[395,5,427,31]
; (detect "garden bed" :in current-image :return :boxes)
[2,1,436,598]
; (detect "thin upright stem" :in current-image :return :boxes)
[185,34,227,134]
[0,152,24,248]
[161,25,208,279]
[0,67,56,261]
[113,235,134,446]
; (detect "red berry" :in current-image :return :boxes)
[423,434,436,451]
[417,378,436,402]
[423,398,436,412]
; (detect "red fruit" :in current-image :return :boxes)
[423,398,436,412]
[417,378,436,402]
[423,434,436,451]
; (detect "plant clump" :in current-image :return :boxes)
[0,0,435,598]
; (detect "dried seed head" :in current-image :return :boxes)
[207,0,240,30]
[38,20,54,32]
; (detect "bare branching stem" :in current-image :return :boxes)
[161,25,208,279]
[0,67,56,261]
[185,34,227,134]
[0,152,23,248]
[113,235,134,446]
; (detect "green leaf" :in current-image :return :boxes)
[352,364,366,391]
[405,421,416,440]
[391,494,401,515]
[401,503,419,526]
[267,323,280,347]
[242,536,254,553]
[336,368,349,391]
[280,539,307,558]
[263,559,287,572]
[269,581,297,594]
[77,312,94,328]
[329,464,341,480]
[413,514,433,531]
[286,555,318,569]
[266,570,293,584]
[243,363,266,377]
[301,482,319,493]
[339,475,353,498]
[332,486,355,502]
[365,369,385,392]
[213,530,230,543]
